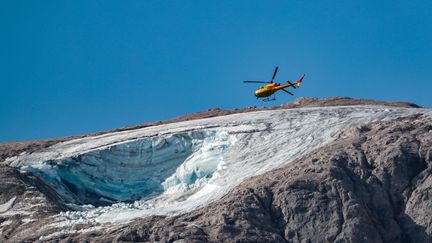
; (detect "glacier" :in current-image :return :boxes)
[6,105,432,226]
[23,130,232,206]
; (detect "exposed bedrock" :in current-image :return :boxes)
[0,165,67,242]
[66,115,432,243]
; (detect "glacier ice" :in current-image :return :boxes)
[24,130,232,206]
[9,105,432,226]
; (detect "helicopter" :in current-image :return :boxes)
[244,66,305,101]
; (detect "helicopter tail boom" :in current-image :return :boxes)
[293,74,305,87]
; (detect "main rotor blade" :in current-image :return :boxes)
[286,80,297,89]
[244,81,269,83]
[271,66,278,82]
[281,88,294,95]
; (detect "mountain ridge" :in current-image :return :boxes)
[0,96,421,162]
[1,97,431,242]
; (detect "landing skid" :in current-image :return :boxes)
[262,97,276,102]
[259,95,277,102]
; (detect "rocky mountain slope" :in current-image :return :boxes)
[0,97,431,242]
[104,114,432,243]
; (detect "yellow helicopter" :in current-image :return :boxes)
[244,66,305,101]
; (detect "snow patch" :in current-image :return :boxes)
[0,196,16,213]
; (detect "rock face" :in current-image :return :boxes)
[0,98,430,243]
[281,96,421,109]
[68,114,432,243]
[0,166,66,242]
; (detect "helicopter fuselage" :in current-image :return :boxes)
[254,83,294,98]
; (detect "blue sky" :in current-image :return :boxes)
[1,1,431,142]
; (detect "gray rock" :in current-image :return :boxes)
[0,166,67,242]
